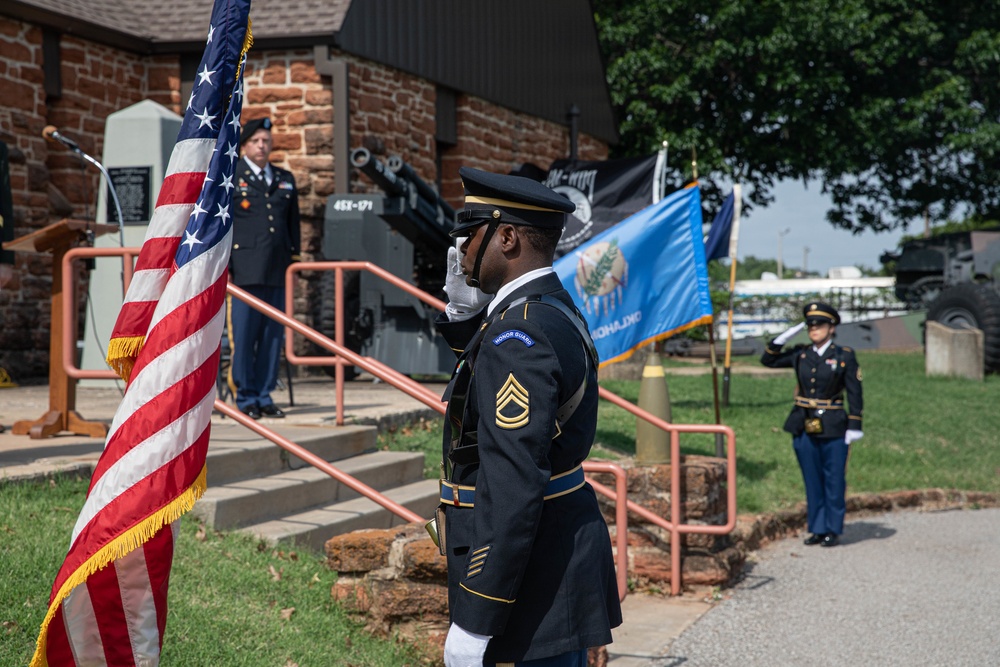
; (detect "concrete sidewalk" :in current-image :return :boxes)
[0,376,715,665]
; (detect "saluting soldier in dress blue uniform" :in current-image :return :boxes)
[434,167,621,667]
[227,117,300,420]
[761,302,864,547]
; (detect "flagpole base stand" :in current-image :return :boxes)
[12,410,108,440]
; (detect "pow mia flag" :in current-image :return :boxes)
[542,152,668,256]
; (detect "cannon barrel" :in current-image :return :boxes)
[350,147,406,197]
[387,154,456,221]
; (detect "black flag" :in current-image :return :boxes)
[542,153,666,256]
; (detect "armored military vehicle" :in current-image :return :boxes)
[881,228,1000,371]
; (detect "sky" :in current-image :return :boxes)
[734,179,910,277]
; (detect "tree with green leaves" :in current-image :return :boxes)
[594,0,1000,233]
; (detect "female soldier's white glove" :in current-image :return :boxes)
[444,243,491,321]
[444,622,491,667]
[845,429,864,445]
[773,321,806,345]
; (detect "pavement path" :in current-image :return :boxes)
[658,507,1000,667]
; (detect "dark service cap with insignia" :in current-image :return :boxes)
[803,302,840,325]
[241,117,272,144]
[450,166,576,238]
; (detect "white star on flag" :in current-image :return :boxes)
[194,108,216,129]
[214,202,231,225]
[229,112,241,132]
[225,142,239,162]
[181,229,203,251]
[220,173,234,193]
[206,24,215,44]
[197,64,216,86]
[190,201,208,220]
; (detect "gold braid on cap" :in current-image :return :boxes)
[464,195,562,213]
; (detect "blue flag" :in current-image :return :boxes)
[703,191,736,261]
[554,184,714,367]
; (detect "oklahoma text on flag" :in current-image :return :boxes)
[554,184,713,367]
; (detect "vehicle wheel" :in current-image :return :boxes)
[317,270,361,381]
[926,283,1000,372]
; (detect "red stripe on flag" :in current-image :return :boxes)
[146,526,175,651]
[52,425,212,598]
[127,273,229,382]
[90,564,137,667]
[44,607,74,666]
[107,301,160,340]
[90,347,221,490]
[134,237,183,273]
[155,171,206,208]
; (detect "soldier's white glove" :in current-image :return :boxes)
[444,622,491,667]
[845,429,864,445]
[773,321,806,346]
[444,243,491,322]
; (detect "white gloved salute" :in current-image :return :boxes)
[845,429,864,445]
[444,243,492,322]
[443,622,491,667]
[773,321,806,346]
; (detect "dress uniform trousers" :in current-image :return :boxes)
[229,285,284,412]
[793,433,849,535]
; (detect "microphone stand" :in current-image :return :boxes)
[61,142,128,298]
[69,147,126,249]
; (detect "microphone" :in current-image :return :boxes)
[42,125,81,152]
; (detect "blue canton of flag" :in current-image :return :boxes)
[554,185,714,367]
[175,13,249,267]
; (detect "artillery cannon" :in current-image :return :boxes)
[319,150,457,377]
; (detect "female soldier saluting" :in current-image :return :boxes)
[761,302,864,547]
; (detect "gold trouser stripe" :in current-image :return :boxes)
[226,293,237,398]
[460,582,515,604]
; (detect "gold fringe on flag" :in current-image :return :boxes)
[105,335,145,383]
[30,465,208,667]
[0,367,17,388]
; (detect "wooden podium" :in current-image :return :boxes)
[3,219,119,439]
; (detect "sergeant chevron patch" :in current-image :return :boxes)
[496,373,529,429]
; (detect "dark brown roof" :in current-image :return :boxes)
[3,0,617,143]
[6,0,351,50]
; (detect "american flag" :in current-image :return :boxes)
[31,1,252,664]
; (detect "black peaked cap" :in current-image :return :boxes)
[803,301,840,325]
[451,166,576,238]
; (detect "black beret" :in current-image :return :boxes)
[240,117,272,144]
[450,166,576,238]
[803,301,840,325]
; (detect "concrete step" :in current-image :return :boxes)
[193,449,426,530]
[203,423,376,487]
[241,478,440,552]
